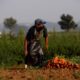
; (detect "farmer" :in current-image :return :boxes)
[24,19,48,68]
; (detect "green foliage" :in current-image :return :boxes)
[0,31,80,67]
[0,30,25,67]
[48,32,80,57]
[70,56,80,64]
[73,71,80,79]
[4,17,16,29]
[58,14,77,31]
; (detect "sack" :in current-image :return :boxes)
[30,40,43,56]
[29,40,44,66]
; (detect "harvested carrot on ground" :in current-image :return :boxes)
[45,56,79,69]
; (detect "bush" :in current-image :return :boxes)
[0,30,25,67]
[47,32,80,57]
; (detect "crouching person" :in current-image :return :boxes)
[24,19,48,68]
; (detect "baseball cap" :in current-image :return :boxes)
[35,18,46,25]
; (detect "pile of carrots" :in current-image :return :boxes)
[45,57,79,69]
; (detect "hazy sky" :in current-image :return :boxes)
[0,0,80,23]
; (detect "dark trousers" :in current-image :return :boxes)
[25,54,44,66]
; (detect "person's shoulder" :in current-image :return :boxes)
[31,25,35,28]
[43,26,48,37]
[43,26,47,31]
[26,26,35,39]
[28,25,35,31]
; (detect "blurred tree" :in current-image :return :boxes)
[58,14,77,31]
[4,17,17,29]
[3,17,17,38]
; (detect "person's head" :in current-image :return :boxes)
[35,19,46,32]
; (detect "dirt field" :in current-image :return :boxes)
[0,65,80,80]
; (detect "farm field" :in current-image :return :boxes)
[0,65,80,80]
[0,31,80,80]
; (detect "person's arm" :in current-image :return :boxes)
[24,37,28,56]
[45,35,48,49]
[24,37,28,69]
[24,26,33,56]
[43,27,48,49]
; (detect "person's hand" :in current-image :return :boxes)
[45,44,48,50]
[24,50,28,56]
[43,47,48,54]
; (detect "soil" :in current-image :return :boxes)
[0,64,80,80]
